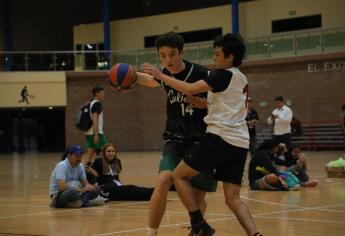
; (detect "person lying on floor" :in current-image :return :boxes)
[275,144,318,187]
[248,139,300,191]
[86,143,154,201]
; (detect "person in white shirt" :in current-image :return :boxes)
[267,96,293,147]
[85,86,107,165]
[141,33,261,236]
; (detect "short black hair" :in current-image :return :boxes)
[213,33,246,67]
[274,96,284,101]
[155,31,184,52]
[342,104,345,111]
[288,143,300,153]
[257,139,280,151]
[92,85,104,96]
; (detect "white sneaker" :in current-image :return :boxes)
[289,184,301,191]
[99,195,109,203]
[88,195,107,206]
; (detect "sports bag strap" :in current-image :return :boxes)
[89,100,98,120]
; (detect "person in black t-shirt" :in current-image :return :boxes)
[246,97,260,157]
[248,139,289,191]
[141,33,262,236]
[291,116,302,136]
[87,143,154,201]
[136,31,217,236]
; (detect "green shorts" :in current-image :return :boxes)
[86,134,107,150]
[159,141,217,192]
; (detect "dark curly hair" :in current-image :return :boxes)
[155,31,184,52]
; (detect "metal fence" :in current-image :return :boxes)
[1,27,344,72]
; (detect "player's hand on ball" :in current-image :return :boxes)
[141,63,161,79]
[185,96,208,109]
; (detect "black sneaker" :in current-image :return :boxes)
[188,222,215,236]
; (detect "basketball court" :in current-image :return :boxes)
[0,151,344,235]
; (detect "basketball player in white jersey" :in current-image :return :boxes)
[141,33,261,236]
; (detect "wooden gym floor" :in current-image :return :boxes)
[0,151,344,236]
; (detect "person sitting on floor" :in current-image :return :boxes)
[276,144,318,187]
[49,145,106,208]
[249,139,300,191]
[87,143,154,201]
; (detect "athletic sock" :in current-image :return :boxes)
[147,227,158,236]
[189,209,204,227]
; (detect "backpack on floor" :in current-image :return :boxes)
[75,101,96,131]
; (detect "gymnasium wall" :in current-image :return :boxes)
[243,52,345,123]
[73,0,345,51]
[0,72,66,107]
[242,0,345,38]
[64,52,345,151]
[65,72,166,151]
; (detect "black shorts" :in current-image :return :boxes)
[183,133,248,185]
[160,141,217,192]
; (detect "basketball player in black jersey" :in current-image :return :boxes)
[142,33,261,236]
[137,31,217,236]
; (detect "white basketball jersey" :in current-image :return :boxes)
[204,67,250,148]
[85,100,104,135]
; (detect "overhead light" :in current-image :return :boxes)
[86,44,93,49]
[48,107,53,110]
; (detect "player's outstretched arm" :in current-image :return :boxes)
[141,63,211,95]
[136,72,160,88]
[158,74,210,96]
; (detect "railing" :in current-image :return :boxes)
[0,27,344,72]
[245,27,345,60]
[256,120,345,150]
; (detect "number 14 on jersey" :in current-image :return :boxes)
[180,103,194,116]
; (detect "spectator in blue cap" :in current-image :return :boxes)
[49,145,106,208]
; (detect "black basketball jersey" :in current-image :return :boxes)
[159,61,209,143]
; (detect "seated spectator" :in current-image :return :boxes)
[276,144,318,187]
[49,145,106,208]
[291,117,302,136]
[87,143,154,201]
[249,139,300,191]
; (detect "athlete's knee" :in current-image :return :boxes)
[223,184,241,209]
[225,191,241,209]
[155,173,173,191]
[173,162,199,181]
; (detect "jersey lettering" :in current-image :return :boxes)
[180,103,194,116]
[167,90,184,104]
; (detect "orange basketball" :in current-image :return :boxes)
[107,63,137,91]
